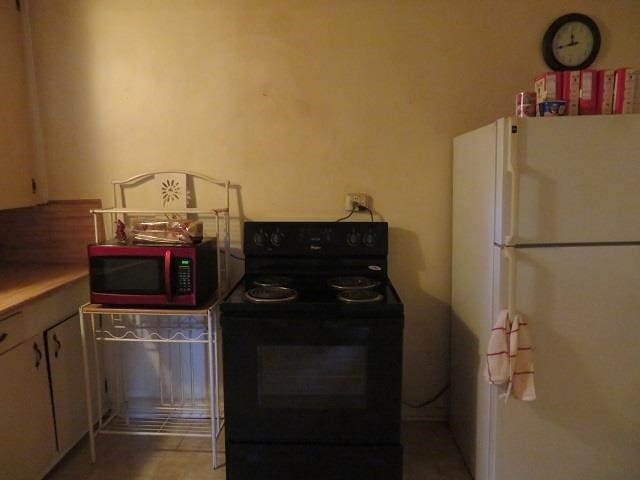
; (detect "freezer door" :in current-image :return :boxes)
[495,115,640,245]
[491,245,640,480]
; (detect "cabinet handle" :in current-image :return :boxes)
[33,342,43,369]
[53,333,62,358]
[0,332,7,344]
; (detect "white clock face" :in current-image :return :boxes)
[552,21,595,67]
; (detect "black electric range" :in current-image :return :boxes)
[220,221,404,480]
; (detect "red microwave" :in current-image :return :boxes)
[88,239,218,307]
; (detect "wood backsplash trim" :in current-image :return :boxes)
[0,199,102,264]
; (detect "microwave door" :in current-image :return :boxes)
[90,256,165,300]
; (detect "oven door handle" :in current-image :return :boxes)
[321,320,349,329]
[256,320,370,344]
[321,321,370,343]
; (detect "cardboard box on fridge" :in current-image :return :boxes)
[561,71,580,115]
[534,72,563,106]
[613,67,639,114]
[596,69,615,114]
[578,69,598,115]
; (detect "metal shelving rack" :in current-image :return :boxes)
[79,171,230,469]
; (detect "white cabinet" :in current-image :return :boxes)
[0,1,38,209]
[46,314,88,455]
[0,335,57,480]
[0,278,89,480]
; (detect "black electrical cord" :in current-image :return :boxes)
[335,205,374,222]
[335,207,357,222]
[221,248,245,261]
[363,205,374,222]
[402,383,450,409]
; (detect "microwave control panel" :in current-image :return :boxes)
[175,258,193,293]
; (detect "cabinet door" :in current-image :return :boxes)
[46,314,88,454]
[0,336,56,480]
[0,1,37,210]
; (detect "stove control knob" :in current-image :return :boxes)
[363,230,376,247]
[270,231,284,247]
[346,230,361,246]
[253,231,267,247]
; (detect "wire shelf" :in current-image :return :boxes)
[90,304,216,343]
[80,303,224,468]
[96,330,209,343]
[100,403,215,438]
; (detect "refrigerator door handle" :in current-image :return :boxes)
[506,120,520,245]
[504,246,517,317]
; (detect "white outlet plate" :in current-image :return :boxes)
[345,193,371,211]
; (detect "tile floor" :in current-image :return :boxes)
[45,421,472,480]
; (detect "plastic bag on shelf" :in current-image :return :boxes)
[130,217,204,245]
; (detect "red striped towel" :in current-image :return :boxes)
[484,309,536,401]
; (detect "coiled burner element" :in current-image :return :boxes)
[244,286,298,304]
[337,289,384,304]
[328,276,381,291]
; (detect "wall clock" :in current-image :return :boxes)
[542,13,601,71]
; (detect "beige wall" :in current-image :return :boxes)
[26,0,640,419]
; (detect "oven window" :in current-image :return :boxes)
[91,257,163,294]
[258,345,367,409]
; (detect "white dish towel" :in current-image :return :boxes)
[484,309,536,401]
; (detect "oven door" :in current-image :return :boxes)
[222,314,403,444]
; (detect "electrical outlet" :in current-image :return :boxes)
[344,193,371,211]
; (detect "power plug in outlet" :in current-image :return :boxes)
[344,193,371,211]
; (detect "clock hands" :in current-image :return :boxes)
[556,41,579,49]
[556,31,579,49]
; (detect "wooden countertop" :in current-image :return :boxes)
[0,263,88,316]
[0,200,98,317]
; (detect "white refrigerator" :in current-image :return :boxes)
[451,115,640,480]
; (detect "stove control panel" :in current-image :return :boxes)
[244,221,388,256]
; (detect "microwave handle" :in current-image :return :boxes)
[164,250,173,301]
